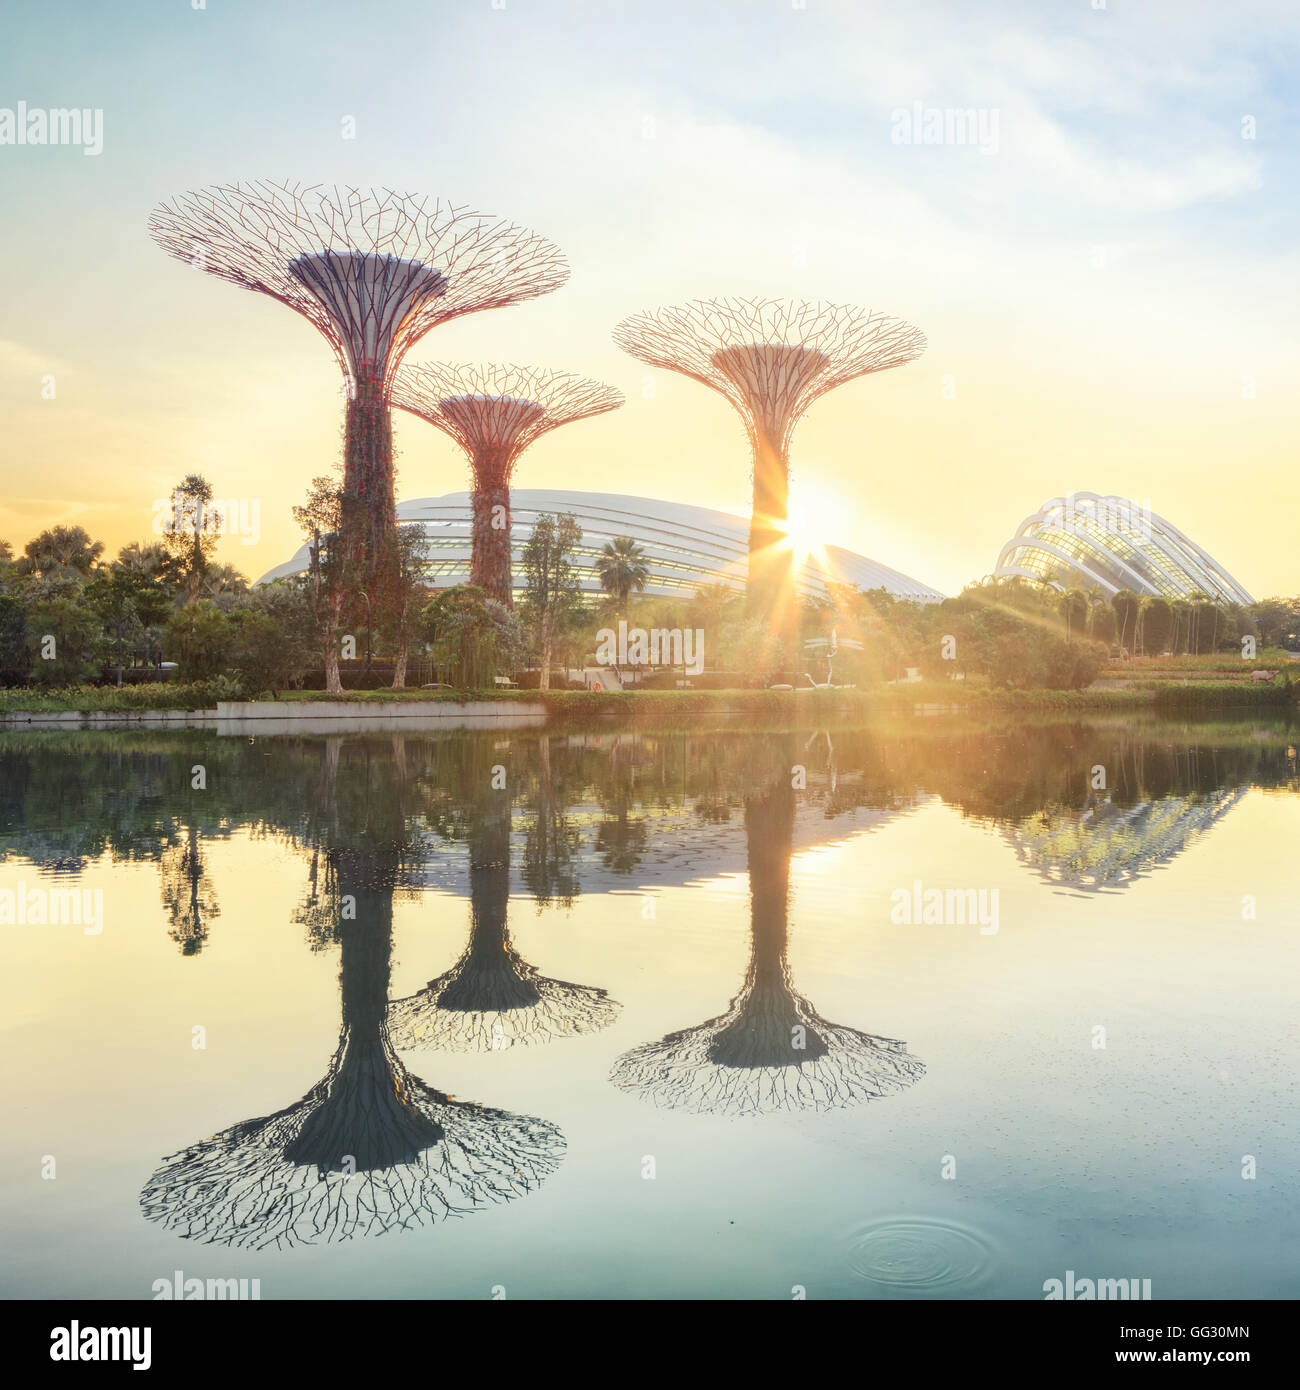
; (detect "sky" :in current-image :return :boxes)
[1,0,1297,599]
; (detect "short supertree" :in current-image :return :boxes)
[389,795,620,1050]
[140,846,564,1249]
[612,297,925,636]
[392,362,623,605]
[148,181,569,599]
[609,744,924,1116]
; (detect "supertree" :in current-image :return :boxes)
[389,788,620,1051]
[392,362,623,605]
[148,181,568,602]
[612,297,925,641]
[141,855,564,1248]
[609,738,924,1116]
[140,743,565,1249]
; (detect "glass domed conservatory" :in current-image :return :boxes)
[259,489,945,604]
[993,493,1253,604]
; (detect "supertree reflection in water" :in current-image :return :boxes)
[389,793,620,1052]
[610,742,923,1116]
[141,757,564,1248]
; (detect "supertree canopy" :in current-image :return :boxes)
[609,742,925,1116]
[392,362,623,604]
[148,181,569,593]
[612,297,925,632]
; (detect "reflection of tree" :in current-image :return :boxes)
[159,823,218,956]
[610,744,924,1116]
[520,736,581,908]
[141,758,564,1247]
[390,790,619,1051]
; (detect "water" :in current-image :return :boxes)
[1,717,1297,1300]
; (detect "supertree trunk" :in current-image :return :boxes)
[470,476,512,606]
[748,430,799,668]
[747,430,791,615]
[343,371,397,599]
[285,877,443,1172]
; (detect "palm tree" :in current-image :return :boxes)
[197,563,249,598]
[116,541,172,582]
[17,525,104,583]
[596,536,649,614]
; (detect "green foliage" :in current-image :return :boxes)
[421,585,522,689]
[165,601,232,680]
[24,598,104,685]
[596,536,650,610]
[0,677,242,713]
[0,594,29,685]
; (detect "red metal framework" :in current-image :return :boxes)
[393,362,623,605]
[149,181,569,597]
[612,297,926,626]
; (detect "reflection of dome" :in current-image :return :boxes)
[1002,787,1247,892]
[994,493,1253,603]
[259,489,945,602]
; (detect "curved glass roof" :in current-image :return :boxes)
[260,489,945,603]
[993,493,1252,604]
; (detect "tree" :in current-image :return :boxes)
[520,512,584,691]
[87,569,171,671]
[1111,589,1140,656]
[197,562,248,600]
[24,598,104,685]
[116,541,175,584]
[16,525,104,587]
[1059,588,1088,641]
[596,536,650,614]
[1088,595,1117,646]
[422,585,521,690]
[160,473,221,603]
[227,609,300,698]
[382,523,429,689]
[0,594,28,685]
[1139,596,1173,656]
[292,474,350,695]
[165,601,232,680]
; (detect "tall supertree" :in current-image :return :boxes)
[148,181,569,603]
[392,362,623,605]
[612,297,925,641]
[609,738,925,1116]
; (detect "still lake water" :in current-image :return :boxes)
[1,717,1297,1300]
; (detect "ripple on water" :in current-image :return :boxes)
[845,1216,997,1294]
